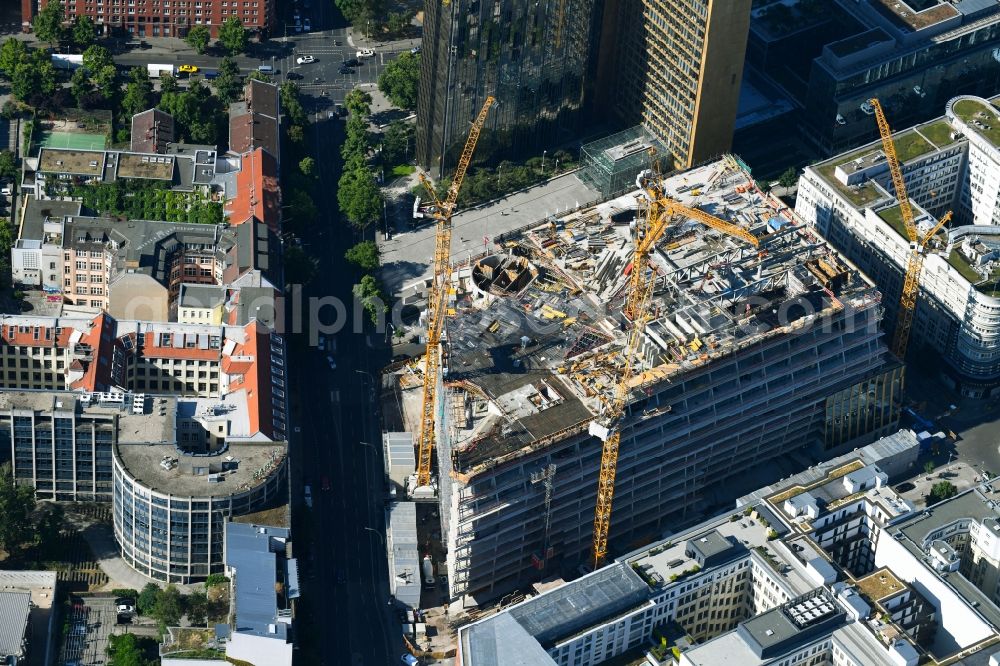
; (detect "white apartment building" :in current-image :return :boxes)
[796,94,1000,396]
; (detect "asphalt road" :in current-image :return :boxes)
[284,4,400,666]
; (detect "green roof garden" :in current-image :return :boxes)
[892,130,934,162]
[953,99,1000,148]
[917,120,958,148]
[877,205,910,240]
[947,250,1000,296]
[816,147,887,208]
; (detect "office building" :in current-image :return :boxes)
[612,0,752,170]
[415,0,604,174]
[796,94,1000,396]
[390,156,901,601]
[457,430,1000,666]
[746,0,1000,156]
[21,0,276,39]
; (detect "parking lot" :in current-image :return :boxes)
[59,596,117,666]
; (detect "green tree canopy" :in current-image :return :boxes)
[121,67,153,117]
[185,25,211,54]
[82,44,113,74]
[0,151,16,181]
[213,56,243,104]
[136,582,159,615]
[185,589,209,626]
[345,89,372,117]
[72,15,96,49]
[778,167,798,189]
[106,633,154,666]
[12,51,56,103]
[151,584,184,627]
[345,240,380,271]
[218,17,248,55]
[287,189,317,225]
[381,120,414,166]
[338,167,382,229]
[377,52,420,110]
[299,156,315,176]
[33,0,65,45]
[284,246,316,285]
[0,463,36,555]
[928,480,958,505]
[353,274,387,325]
[0,38,27,78]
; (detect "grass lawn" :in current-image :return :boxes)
[918,120,957,148]
[893,131,934,162]
[948,250,982,283]
[953,99,1000,147]
[877,205,910,239]
[392,164,416,177]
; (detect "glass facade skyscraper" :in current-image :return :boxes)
[416,0,606,175]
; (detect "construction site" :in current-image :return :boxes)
[386,153,904,606]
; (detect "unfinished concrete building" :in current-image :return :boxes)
[397,158,901,603]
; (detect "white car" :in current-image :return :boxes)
[296,55,315,64]
[357,48,375,58]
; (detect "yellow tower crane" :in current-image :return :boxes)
[414,96,495,489]
[869,98,953,359]
[591,164,760,568]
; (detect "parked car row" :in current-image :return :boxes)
[293,0,313,33]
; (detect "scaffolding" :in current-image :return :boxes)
[579,126,667,199]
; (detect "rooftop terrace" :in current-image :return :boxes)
[873,0,959,31]
[952,97,1000,148]
[422,158,880,476]
[115,440,286,497]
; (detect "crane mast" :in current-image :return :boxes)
[591,164,759,568]
[869,98,952,359]
[414,97,495,489]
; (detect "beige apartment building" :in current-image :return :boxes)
[613,0,752,169]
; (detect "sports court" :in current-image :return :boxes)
[37,130,106,151]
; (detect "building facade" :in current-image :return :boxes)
[795,95,1000,396]
[415,0,604,174]
[612,0,752,170]
[21,0,276,38]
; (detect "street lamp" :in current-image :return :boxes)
[497,164,503,188]
[541,150,547,173]
[364,526,384,546]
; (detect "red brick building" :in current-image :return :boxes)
[21,0,276,39]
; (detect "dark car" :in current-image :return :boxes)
[335,104,347,117]
[339,66,352,75]
[894,481,916,493]
[287,72,303,80]
[342,58,361,67]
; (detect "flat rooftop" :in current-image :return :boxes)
[115,440,286,497]
[952,97,1000,149]
[872,0,959,31]
[116,152,174,180]
[38,148,104,176]
[420,158,880,475]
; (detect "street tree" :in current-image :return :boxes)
[287,124,304,143]
[345,89,372,117]
[185,590,209,626]
[72,15,96,49]
[218,17,248,55]
[345,240,380,271]
[284,246,316,285]
[299,156,315,176]
[12,52,56,104]
[136,583,159,615]
[33,0,65,45]
[82,45,113,74]
[247,70,272,83]
[70,67,93,107]
[287,189,318,225]
[0,38,27,79]
[121,67,152,117]
[159,73,178,94]
[353,275,387,325]
[386,11,413,36]
[342,115,371,163]
[185,25,211,54]
[377,52,420,109]
[213,56,242,104]
[924,460,935,475]
[778,167,798,189]
[381,120,414,166]
[338,167,382,229]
